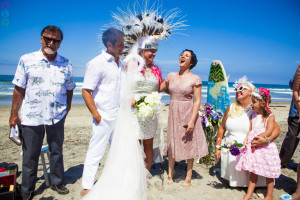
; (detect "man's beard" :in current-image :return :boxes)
[44,46,56,55]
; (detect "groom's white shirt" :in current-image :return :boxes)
[82,50,124,120]
[82,50,124,189]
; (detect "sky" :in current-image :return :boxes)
[0,0,299,85]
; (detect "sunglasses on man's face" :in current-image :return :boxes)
[234,86,248,92]
[42,35,61,45]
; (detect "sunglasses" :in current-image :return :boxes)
[234,86,248,92]
[42,35,61,45]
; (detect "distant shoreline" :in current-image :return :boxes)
[0,101,291,108]
[0,74,291,86]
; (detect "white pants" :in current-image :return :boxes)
[82,117,117,189]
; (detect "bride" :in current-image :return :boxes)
[82,47,148,200]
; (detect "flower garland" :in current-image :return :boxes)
[140,64,162,85]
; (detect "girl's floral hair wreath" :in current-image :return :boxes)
[252,87,272,113]
[251,88,270,100]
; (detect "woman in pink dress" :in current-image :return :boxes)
[160,49,208,186]
[235,88,281,200]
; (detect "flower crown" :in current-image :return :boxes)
[252,87,270,100]
[233,75,253,90]
[252,87,272,113]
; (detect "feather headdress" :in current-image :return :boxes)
[110,1,187,55]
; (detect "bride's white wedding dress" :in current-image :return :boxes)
[82,55,148,200]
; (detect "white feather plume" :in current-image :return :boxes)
[233,76,251,88]
[110,0,187,55]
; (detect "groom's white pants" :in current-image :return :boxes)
[82,117,117,189]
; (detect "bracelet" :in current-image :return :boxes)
[216,145,220,149]
[265,136,270,145]
[217,138,221,141]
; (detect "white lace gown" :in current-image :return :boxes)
[221,105,266,187]
[81,57,148,200]
[133,69,160,140]
[132,69,164,164]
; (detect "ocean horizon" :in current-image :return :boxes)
[0,75,292,106]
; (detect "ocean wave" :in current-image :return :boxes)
[271,91,292,95]
[267,88,291,91]
[75,82,83,87]
[272,97,292,101]
[0,92,13,95]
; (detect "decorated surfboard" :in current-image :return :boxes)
[207,60,230,113]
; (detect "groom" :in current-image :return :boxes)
[81,28,125,196]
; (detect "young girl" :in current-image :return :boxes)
[235,87,281,200]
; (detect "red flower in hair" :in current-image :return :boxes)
[259,87,270,96]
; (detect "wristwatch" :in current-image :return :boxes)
[264,136,270,145]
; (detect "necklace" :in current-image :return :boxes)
[241,104,252,112]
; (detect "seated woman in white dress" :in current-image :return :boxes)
[214,76,281,187]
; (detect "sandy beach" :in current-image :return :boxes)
[0,102,299,200]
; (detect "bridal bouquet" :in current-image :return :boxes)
[218,140,244,156]
[198,103,223,165]
[134,92,162,121]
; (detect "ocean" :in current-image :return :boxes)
[0,75,292,106]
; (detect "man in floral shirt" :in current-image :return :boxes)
[9,25,75,200]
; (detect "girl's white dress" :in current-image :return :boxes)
[221,105,266,187]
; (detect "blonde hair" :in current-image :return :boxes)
[229,82,255,118]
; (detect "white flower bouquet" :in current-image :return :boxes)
[134,92,162,121]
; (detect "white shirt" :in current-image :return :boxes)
[12,50,76,126]
[82,50,124,120]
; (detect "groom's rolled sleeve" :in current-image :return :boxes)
[82,61,103,90]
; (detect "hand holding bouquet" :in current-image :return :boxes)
[218,140,244,156]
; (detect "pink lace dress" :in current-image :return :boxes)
[235,113,281,178]
[166,72,208,162]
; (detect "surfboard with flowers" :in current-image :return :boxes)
[207,60,230,113]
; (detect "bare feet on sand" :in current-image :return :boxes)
[182,179,191,187]
[82,189,90,197]
[167,177,174,185]
[242,194,252,200]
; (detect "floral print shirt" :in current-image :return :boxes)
[12,50,76,126]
